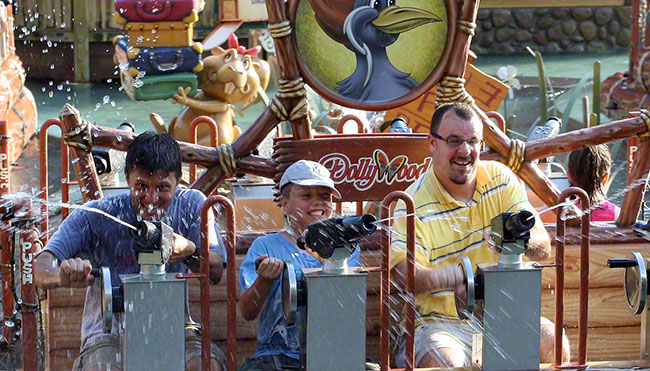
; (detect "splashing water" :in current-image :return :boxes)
[2,193,137,231]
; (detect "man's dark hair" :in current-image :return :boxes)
[125,131,182,179]
[430,103,478,135]
[568,144,612,204]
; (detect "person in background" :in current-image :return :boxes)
[567,144,620,221]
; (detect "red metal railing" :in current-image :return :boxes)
[486,111,506,134]
[189,117,219,184]
[554,187,591,368]
[0,120,12,346]
[14,198,39,371]
[0,121,40,370]
[336,115,366,216]
[178,195,236,371]
[380,191,416,371]
[39,119,76,242]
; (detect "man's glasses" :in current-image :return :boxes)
[431,132,483,147]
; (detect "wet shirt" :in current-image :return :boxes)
[239,233,361,360]
[41,187,226,348]
[389,161,535,321]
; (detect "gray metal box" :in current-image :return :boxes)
[302,268,367,371]
[473,263,542,371]
[121,273,186,371]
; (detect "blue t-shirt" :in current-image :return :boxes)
[239,232,361,360]
[41,187,226,348]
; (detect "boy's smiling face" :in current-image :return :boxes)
[281,184,334,233]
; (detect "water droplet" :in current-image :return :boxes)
[48,91,53,98]
[103,95,110,104]
[57,84,63,91]
[50,64,55,70]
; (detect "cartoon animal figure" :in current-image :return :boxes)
[151,34,270,146]
[310,0,441,102]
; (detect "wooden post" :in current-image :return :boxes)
[58,104,102,201]
[72,0,90,83]
[618,137,650,226]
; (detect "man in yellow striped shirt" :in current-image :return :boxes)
[390,103,568,367]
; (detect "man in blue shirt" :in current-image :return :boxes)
[33,132,227,371]
[238,160,361,370]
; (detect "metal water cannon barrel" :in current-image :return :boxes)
[490,210,535,253]
[299,214,377,259]
[92,122,135,175]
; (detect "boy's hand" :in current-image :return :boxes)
[59,258,95,288]
[255,254,283,282]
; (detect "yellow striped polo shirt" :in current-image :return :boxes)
[389,160,535,322]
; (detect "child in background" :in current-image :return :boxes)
[567,144,620,221]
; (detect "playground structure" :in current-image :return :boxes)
[3,0,650,370]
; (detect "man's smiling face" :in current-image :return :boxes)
[429,110,483,187]
[126,167,179,221]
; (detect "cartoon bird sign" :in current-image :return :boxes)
[291,0,453,110]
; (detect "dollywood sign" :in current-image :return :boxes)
[274,134,432,201]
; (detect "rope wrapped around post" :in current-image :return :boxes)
[507,138,526,173]
[457,20,476,36]
[63,119,94,152]
[638,109,650,139]
[435,75,476,108]
[216,144,237,178]
[270,77,309,122]
[268,20,292,39]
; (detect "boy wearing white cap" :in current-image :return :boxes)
[238,160,360,370]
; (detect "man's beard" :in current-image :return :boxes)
[449,157,476,185]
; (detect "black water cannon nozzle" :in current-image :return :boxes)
[133,220,160,248]
[131,220,173,263]
[634,220,650,241]
[298,214,377,259]
[504,210,535,238]
[608,258,639,269]
[491,210,535,252]
[92,122,135,175]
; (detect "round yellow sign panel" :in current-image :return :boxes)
[292,0,452,111]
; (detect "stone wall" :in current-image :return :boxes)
[471,7,632,54]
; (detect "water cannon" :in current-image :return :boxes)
[490,210,534,268]
[608,251,650,361]
[132,220,173,271]
[388,117,412,133]
[279,214,372,369]
[297,214,376,273]
[526,117,560,164]
[97,219,186,369]
[634,220,650,241]
[454,210,542,370]
[92,122,134,176]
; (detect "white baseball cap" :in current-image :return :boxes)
[279,160,341,199]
